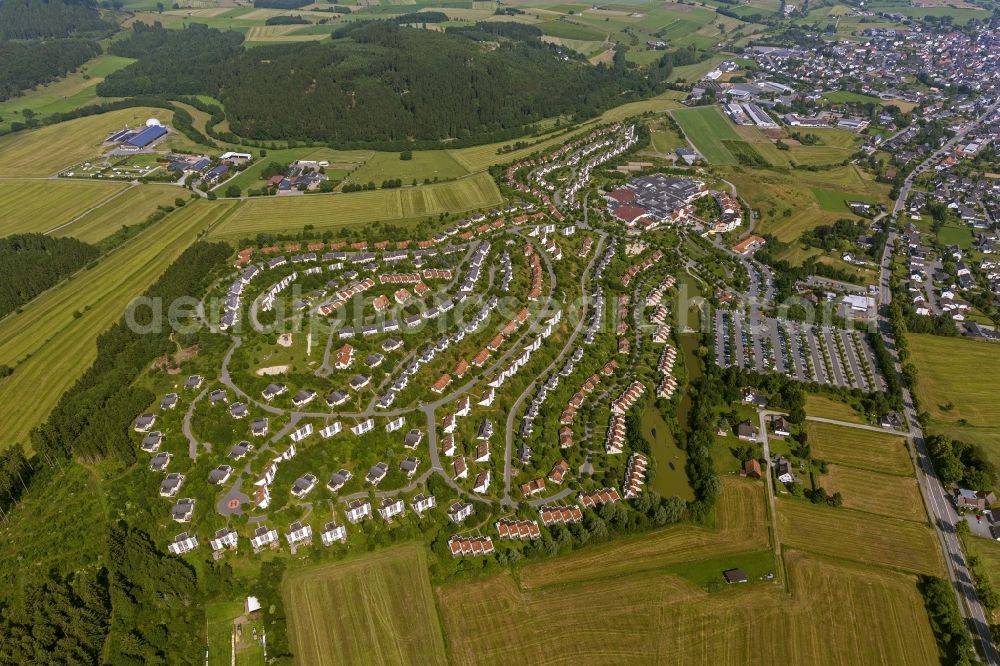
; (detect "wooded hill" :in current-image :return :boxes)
[99,21,667,146]
[0,0,114,102]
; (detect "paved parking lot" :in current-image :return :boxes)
[715,310,885,391]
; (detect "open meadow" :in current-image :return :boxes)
[776,499,944,576]
[0,200,237,450]
[208,172,501,240]
[0,179,127,237]
[910,333,1000,469]
[438,548,939,665]
[910,333,1000,426]
[52,184,183,244]
[806,421,913,475]
[0,107,178,177]
[723,165,889,246]
[805,395,865,423]
[283,545,447,666]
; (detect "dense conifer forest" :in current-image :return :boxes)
[99,21,665,145]
[0,234,100,318]
[0,0,113,101]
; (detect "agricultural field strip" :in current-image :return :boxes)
[805,421,914,476]
[0,179,128,237]
[0,201,238,450]
[283,545,447,666]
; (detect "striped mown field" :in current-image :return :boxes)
[806,421,913,475]
[207,172,502,240]
[0,179,126,237]
[283,545,447,666]
[0,200,237,449]
[53,184,184,244]
[776,499,944,576]
[438,548,938,665]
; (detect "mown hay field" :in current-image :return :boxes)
[208,172,501,240]
[438,550,939,665]
[776,499,944,576]
[0,106,176,177]
[806,421,913,475]
[53,184,182,243]
[822,464,927,522]
[0,200,237,449]
[282,544,447,666]
[0,179,126,236]
[518,477,766,588]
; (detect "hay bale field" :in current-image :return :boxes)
[208,172,501,240]
[518,477,766,588]
[821,464,927,522]
[438,550,939,665]
[0,107,176,177]
[53,184,182,243]
[0,199,237,450]
[806,422,913,475]
[776,499,944,576]
[0,179,127,236]
[282,545,447,666]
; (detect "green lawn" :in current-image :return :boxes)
[671,106,742,165]
[811,187,879,213]
[348,149,469,185]
[937,223,973,249]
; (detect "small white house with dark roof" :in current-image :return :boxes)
[168,532,199,556]
[171,498,195,523]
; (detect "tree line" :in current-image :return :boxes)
[0,233,100,319]
[29,240,230,466]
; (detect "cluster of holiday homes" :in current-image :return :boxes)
[605,381,645,455]
[519,306,601,438]
[449,488,623,558]
[526,223,574,261]
[645,275,677,347]
[506,122,625,221]
[561,123,639,209]
[556,359,620,450]
[621,249,665,288]
[605,175,707,232]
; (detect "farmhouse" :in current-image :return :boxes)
[956,489,997,512]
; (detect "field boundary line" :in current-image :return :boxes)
[43,182,140,235]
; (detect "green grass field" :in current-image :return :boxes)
[805,395,865,423]
[208,172,501,240]
[910,333,1000,470]
[0,54,135,133]
[776,499,944,576]
[806,421,913,475]
[283,545,448,666]
[348,150,469,184]
[0,200,237,450]
[671,106,742,165]
[0,179,127,237]
[52,184,185,244]
[811,187,879,213]
[910,334,1000,426]
[0,107,176,177]
[724,165,889,246]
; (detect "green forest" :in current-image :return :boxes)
[98,20,666,146]
[0,0,113,101]
[0,234,100,319]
